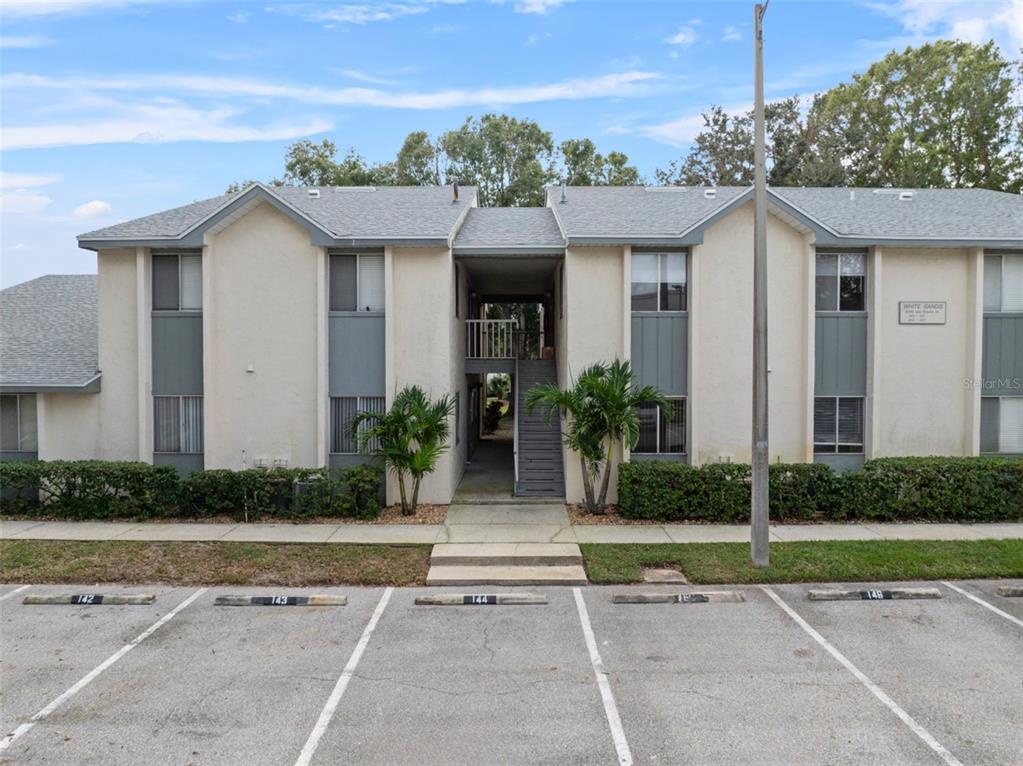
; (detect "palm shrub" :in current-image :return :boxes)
[351,386,454,515]
[526,359,667,514]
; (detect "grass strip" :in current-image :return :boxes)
[0,540,431,587]
[581,539,1023,584]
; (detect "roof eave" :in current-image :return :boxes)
[0,372,102,395]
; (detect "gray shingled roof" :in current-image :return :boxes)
[773,187,1023,241]
[80,184,476,243]
[547,185,750,240]
[0,275,99,389]
[453,207,564,250]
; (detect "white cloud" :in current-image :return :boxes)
[665,27,696,46]
[227,10,249,23]
[0,0,161,17]
[1,101,333,150]
[72,200,113,219]
[868,0,1023,54]
[335,68,400,86]
[640,102,750,146]
[524,31,551,46]
[0,190,52,214]
[0,35,53,48]
[269,2,430,24]
[9,243,30,252]
[514,0,567,13]
[3,69,662,111]
[722,25,742,42]
[0,171,58,190]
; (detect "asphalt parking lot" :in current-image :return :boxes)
[1,579,1020,765]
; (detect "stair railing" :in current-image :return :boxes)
[513,357,519,487]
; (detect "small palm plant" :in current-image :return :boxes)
[351,386,454,515]
[526,359,667,514]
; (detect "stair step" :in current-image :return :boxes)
[431,543,582,567]
[426,564,587,586]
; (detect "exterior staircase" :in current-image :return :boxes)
[514,358,565,498]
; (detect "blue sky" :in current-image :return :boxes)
[1,0,1020,287]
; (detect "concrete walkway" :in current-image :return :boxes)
[3,516,1021,545]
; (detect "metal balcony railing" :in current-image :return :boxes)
[466,320,548,360]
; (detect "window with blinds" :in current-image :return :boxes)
[633,397,686,454]
[981,397,1023,453]
[330,254,384,312]
[631,252,687,312]
[984,255,1023,313]
[815,252,866,312]
[153,253,202,311]
[154,396,203,453]
[330,396,385,454]
[0,394,37,452]
[814,396,864,453]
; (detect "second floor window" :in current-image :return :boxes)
[984,254,1023,313]
[153,253,202,311]
[816,252,865,312]
[330,254,384,312]
[631,252,686,312]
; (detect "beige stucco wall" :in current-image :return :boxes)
[875,247,974,456]
[562,245,626,503]
[690,203,810,465]
[204,202,321,469]
[389,246,458,504]
[94,247,142,459]
[37,393,100,460]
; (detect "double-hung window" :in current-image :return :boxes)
[154,395,203,453]
[982,255,1023,453]
[813,397,864,454]
[984,254,1023,313]
[330,396,385,454]
[634,397,686,454]
[0,394,38,452]
[631,252,686,312]
[815,252,865,312]
[981,398,1023,454]
[330,254,384,312]
[153,252,202,311]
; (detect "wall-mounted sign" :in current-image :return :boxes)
[899,301,946,325]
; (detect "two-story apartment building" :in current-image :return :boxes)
[2,183,1021,505]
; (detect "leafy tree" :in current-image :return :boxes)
[526,360,667,514]
[282,139,393,186]
[225,179,260,195]
[351,386,454,515]
[394,130,440,185]
[440,114,557,206]
[560,138,642,185]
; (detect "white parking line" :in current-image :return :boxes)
[0,587,207,753]
[0,585,30,602]
[573,588,633,766]
[941,581,1023,629]
[294,587,393,766]
[760,586,963,766]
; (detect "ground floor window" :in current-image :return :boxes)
[814,396,864,453]
[330,396,385,454]
[0,393,37,452]
[981,397,1023,453]
[634,397,686,454]
[154,395,203,453]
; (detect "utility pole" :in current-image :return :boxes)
[751,1,770,567]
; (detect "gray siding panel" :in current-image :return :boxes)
[153,452,204,475]
[982,315,1023,395]
[631,453,689,463]
[815,314,867,396]
[630,314,687,395]
[814,453,864,473]
[329,315,385,396]
[152,315,203,395]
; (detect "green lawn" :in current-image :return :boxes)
[0,541,431,586]
[582,539,1023,584]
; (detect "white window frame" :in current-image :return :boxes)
[813,396,864,454]
[330,395,385,455]
[815,251,866,313]
[153,395,203,454]
[0,393,37,452]
[630,251,688,313]
[633,396,687,455]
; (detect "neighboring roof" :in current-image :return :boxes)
[452,207,564,254]
[772,187,1023,246]
[546,185,750,245]
[0,275,100,392]
[79,183,477,249]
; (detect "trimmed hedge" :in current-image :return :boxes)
[0,461,382,521]
[618,457,1022,523]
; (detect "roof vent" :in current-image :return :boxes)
[560,182,567,204]
[703,188,717,199]
[899,190,914,201]
[849,190,856,201]
[452,180,459,203]
[307,189,320,199]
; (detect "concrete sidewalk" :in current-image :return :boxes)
[3,517,1021,545]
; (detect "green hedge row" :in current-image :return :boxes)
[618,457,1023,523]
[0,461,383,521]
